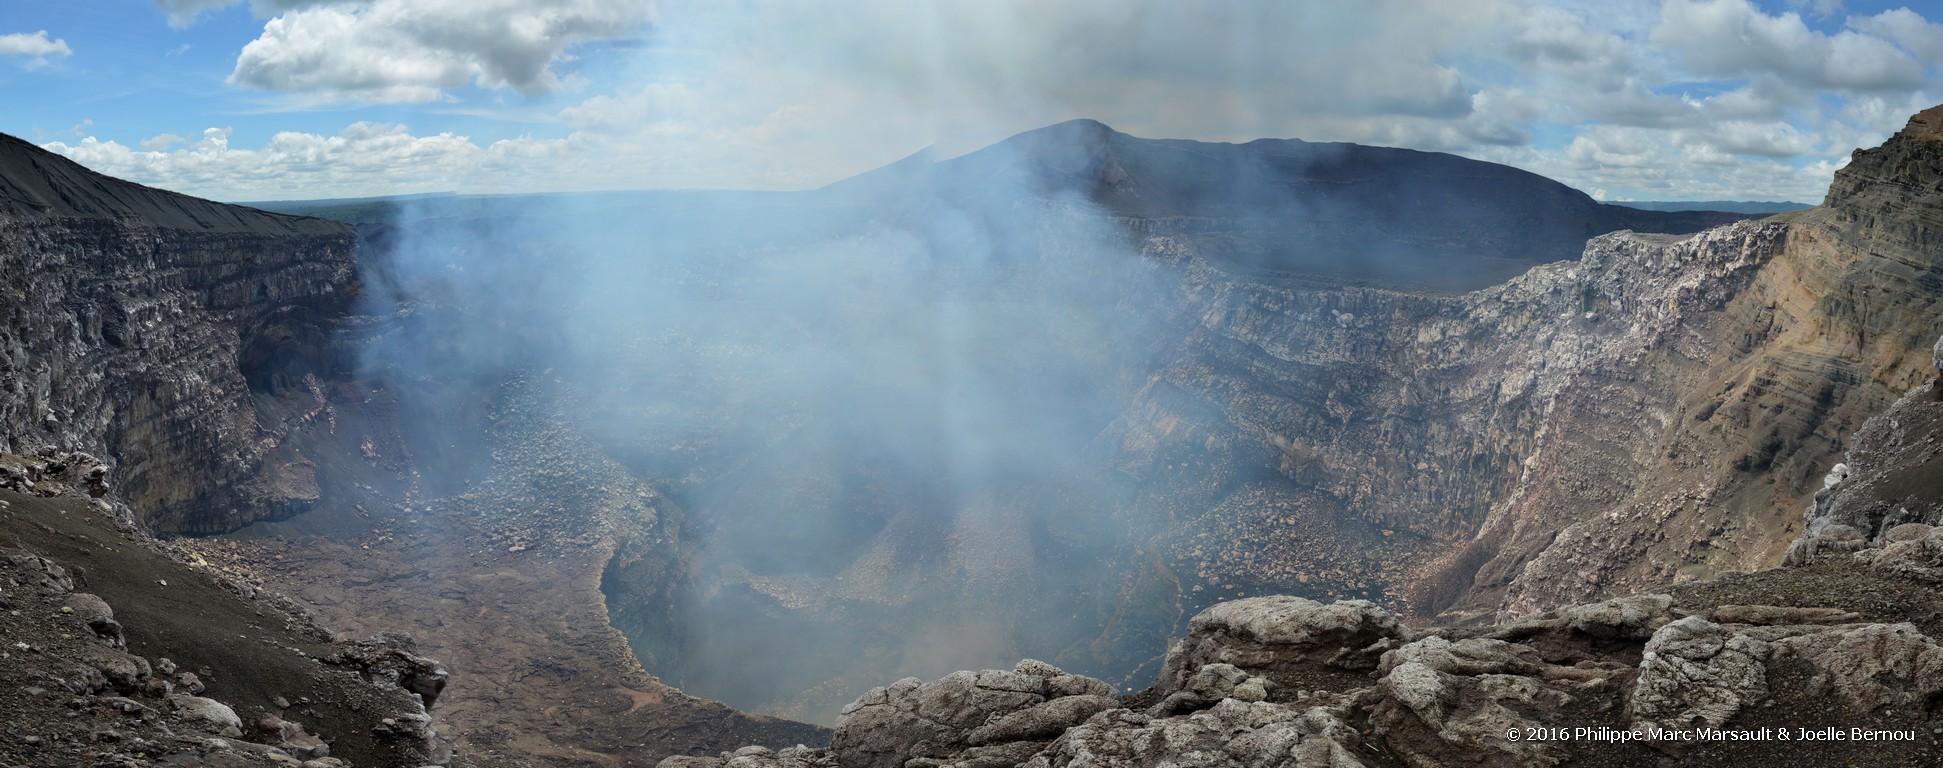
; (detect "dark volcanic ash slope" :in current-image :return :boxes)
[0,132,356,533]
[0,134,345,235]
[0,467,452,767]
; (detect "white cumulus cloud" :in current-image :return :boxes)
[1848,7,1943,62]
[1702,120,1819,157]
[43,124,572,200]
[226,0,652,102]
[0,30,73,60]
[1653,0,1926,91]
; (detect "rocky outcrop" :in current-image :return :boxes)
[0,132,356,533]
[1028,700,1366,768]
[1151,596,1408,713]
[676,563,1943,768]
[1365,636,1587,767]
[829,660,1114,768]
[1628,616,1768,730]
[0,449,112,499]
[331,632,451,710]
[1780,331,1943,584]
[1786,335,1943,555]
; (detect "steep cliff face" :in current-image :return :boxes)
[1785,336,1943,556]
[0,133,356,533]
[1473,106,1943,618]
[1082,107,1943,637]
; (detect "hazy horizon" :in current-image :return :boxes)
[5,1,1938,202]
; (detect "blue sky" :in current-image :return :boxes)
[2,0,1939,202]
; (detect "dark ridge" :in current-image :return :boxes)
[826,119,1756,291]
[0,132,344,236]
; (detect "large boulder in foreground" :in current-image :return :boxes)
[1157,597,1412,699]
[829,659,1113,768]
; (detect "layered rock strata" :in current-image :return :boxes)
[1097,106,1943,635]
[0,133,357,533]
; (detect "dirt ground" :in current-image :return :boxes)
[1,488,440,767]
